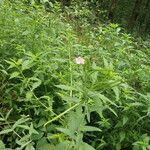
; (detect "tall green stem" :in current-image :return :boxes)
[69,45,73,98]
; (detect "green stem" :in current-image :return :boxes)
[69,47,73,98]
[44,103,80,126]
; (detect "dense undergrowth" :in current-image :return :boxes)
[0,1,150,150]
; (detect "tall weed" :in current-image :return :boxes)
[0,1,150,149]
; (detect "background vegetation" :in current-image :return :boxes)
[0,0,150,150]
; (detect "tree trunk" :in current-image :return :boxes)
[61,0,71,10]
[143,0,150,33]
[128,0,143,30]
[108,0,118,22]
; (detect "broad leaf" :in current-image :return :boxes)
[56,127,75,139]
[79,142,95,150]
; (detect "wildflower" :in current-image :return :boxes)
[75,56,85,65]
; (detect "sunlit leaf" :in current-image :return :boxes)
[0,129,13,135]
[55,85,78,91]
[9,72,20,79]
[80,126,102,132]
[0,140,5,150]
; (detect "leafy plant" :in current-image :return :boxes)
[0,0,150,150]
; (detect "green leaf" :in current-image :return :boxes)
[5,60,16,69]
[116,143,121,150]
[26,91,33,100]
[107,106,118,117]
[42,0,49,3]
[36,137,55,150]
[80,126,102,132]
[112,86,120,101]
[0,118,5,122]
[0,69,8,75]
[13,116,30,129]
[30,78,41,91]
[0,140,5,150]
[58,93,80,103]
[103,57,109,68]
[54,141,73,150]
[123,116,128,125]
[29,123,39,135]
[98,93,117,106]
[55,85,78,91]
[16,135,30,146]
[79,142,95,150]
[17,125,30,130]
[22,60,32,71]
[10,71,20,79]
[120,132,125,142]
[88,91,117,106]
[5,109,13,120]
[25,143,35,150]
[56,127,75,139]
[0,129,13,135]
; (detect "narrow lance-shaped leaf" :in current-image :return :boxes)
[0,129,13,135]
[80,126,102,132]
[55,85,78,91]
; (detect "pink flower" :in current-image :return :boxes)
[75,57,85,65]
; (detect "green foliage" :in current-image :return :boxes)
[0,0,150,150]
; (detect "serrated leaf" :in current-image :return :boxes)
[16,135,30,146]
[80,126,102,132]
[58,93,80,103]
[56,127,75,139]
[80,142,95,150]
[13,116,30,129]
[0,140,5,150]
[22,60,32,71]
[36,137,55,150]
[26,91,33,100]
[0,129,13,135]
[88,91,117,106]
[25,143,35,150]
[107,106,118,117]
[29,123,39,135]
[54,141,73,150]
[17,125,30,130]
[30,78,41,91]
[10,72,20,79]
[55,85,78,91]
[98,93,117,106]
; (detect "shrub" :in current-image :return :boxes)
[0,1,149,150]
